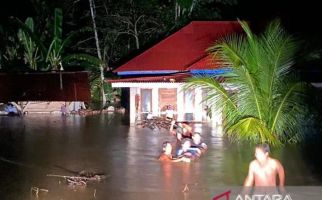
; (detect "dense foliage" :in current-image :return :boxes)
[0,0,238,102]
[186,20,306,145]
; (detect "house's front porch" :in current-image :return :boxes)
[111,81,223,128]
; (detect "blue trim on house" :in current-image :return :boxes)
[190,68,232,76]
[118,70,180,75]
[117,68,232,76]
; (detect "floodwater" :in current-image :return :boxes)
[0,113,321,200]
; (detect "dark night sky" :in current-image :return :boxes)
[1,0,321,35]
[0,0,34,22]
[236,0,322,35]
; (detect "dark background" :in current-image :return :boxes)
[1,0,321,79]
[1,0,321,34]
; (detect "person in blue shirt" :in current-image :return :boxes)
[176,139,201,159]
[190,133,207,154]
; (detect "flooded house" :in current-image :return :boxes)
[109,21,243,126]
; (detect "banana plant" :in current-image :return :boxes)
[17,17,40,70]
[15,8,108,101]
[16,8,76,71]
[46,8,72,71]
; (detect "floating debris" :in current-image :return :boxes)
[93,189,97,198]
[30,186,49,198]
[47,172,108,187]
[182,184,189,193]
[137,117,171,131]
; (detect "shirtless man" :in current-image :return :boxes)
[244,143,285,187]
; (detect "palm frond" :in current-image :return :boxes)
[185,76,241,127]
[208,34,246,67]
[63,53,102,69]
[188,19,305,145]
[90,76,102,101]
[227,116,281,146]
[185,76,237,110]
[270,80,306,139]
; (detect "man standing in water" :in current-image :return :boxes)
[244,143,285,187]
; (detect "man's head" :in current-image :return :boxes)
[192,132,201,145]
[162,141,172,154]
[255,143,270,163]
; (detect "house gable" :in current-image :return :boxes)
[114,21,243,76]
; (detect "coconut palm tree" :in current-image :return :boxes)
[185,20,305,145]
[63,53,108,102]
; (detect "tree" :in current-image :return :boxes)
[88,0,106,103]
[174,0,238,26]
[0,23,25,71]
[15,8,76,71]
[185,20,305,145]
[15,7,107,101]
[63,53,107,102]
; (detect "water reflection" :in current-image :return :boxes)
[0,114,321,200]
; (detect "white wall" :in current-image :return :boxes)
[113,82,224,125]
[176,87,184,121]
[129,87,139,124]
[194,88,203,121]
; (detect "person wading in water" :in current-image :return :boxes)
[243,143,285,187]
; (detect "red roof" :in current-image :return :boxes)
[107,73,225,83]
[114,21,243,73]
[107,73,190,83]
[187,54,221,70]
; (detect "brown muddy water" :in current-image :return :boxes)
[0,113,321,200]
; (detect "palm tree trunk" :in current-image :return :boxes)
[89,0,106,103]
